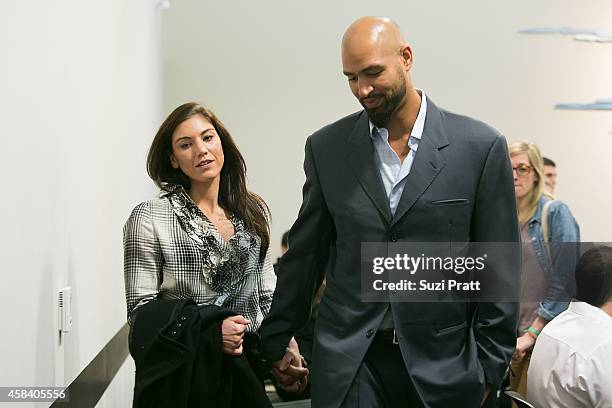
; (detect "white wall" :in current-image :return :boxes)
[0,0,163,403]
[162,0,612,259]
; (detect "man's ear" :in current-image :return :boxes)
[400,44,413,70]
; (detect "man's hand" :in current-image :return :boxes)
[221,315,250,355]
[271,337,309,393]
[512,333,536,363]
[480,384,491,406]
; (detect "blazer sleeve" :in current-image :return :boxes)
[257,243,277,318]
[124,201,163,324]
[259,136,334,362]
[470,135,520,387]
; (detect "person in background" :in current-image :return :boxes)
[273,231,289,275]
[543,156,557,196]
[508,142,580,400]
[528,245,612,407]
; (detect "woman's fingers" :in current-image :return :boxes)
[222,337,244,355]
[222,316,250,336]
[221,315,252,355]
[227,315,251,326]
[223,344,243,356]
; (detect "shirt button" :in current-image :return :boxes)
[366,329,375,338]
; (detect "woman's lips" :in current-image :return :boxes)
[196,159,213,167]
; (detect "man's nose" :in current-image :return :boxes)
[357,80,373,99]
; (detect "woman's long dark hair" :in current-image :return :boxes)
[147,102,270,255]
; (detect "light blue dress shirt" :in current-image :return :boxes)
[369,90,428,216]
[370,90,428,329]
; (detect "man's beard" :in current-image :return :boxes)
[362,81,407,128]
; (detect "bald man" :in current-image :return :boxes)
[260,17,520,407]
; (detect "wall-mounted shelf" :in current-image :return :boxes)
[519,27,612,43]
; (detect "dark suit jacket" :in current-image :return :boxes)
[260,98,520,408]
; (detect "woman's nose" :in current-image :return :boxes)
[194,138,208,155]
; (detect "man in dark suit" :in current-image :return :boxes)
[261,16,519,407]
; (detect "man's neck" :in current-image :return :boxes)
[600,302,612,318]
[386,88,421,141]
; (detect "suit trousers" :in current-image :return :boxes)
[341,331,424,408]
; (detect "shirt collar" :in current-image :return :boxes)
[369,89,427,141]
[568,301,612,321]
[159,183,185,198]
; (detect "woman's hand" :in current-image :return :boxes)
[221,315,250,355]
[512,333,536,363]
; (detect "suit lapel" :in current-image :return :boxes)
[391,100,450,227]
[346,112,392,224]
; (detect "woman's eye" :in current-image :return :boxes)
[179,143,190,149]
[203,134,213,141]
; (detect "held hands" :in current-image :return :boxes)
[221,315,250,356]
[271,337,309,393]
[512,333,536,363]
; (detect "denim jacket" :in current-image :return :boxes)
[525,196,580,321]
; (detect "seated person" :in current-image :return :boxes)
[528,245,612,407]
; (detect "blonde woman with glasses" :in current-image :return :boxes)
[507,141,580,401]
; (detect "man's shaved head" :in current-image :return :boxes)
[341,17,416,128]
[342,17,405,59]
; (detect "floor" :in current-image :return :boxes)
[266,381,311,407]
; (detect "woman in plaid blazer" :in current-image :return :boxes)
[123,103,307,391]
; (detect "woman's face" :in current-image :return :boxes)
[511,153,537,200]
[170,114,224,186]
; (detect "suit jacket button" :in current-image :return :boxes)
[366,329,375,338]
[390,234,398,242]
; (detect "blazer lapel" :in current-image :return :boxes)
[391,100,450,227]
[346,112,392,224]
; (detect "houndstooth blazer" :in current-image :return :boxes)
[123,187,276,332]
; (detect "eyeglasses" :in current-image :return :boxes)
[512,165,532,176]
